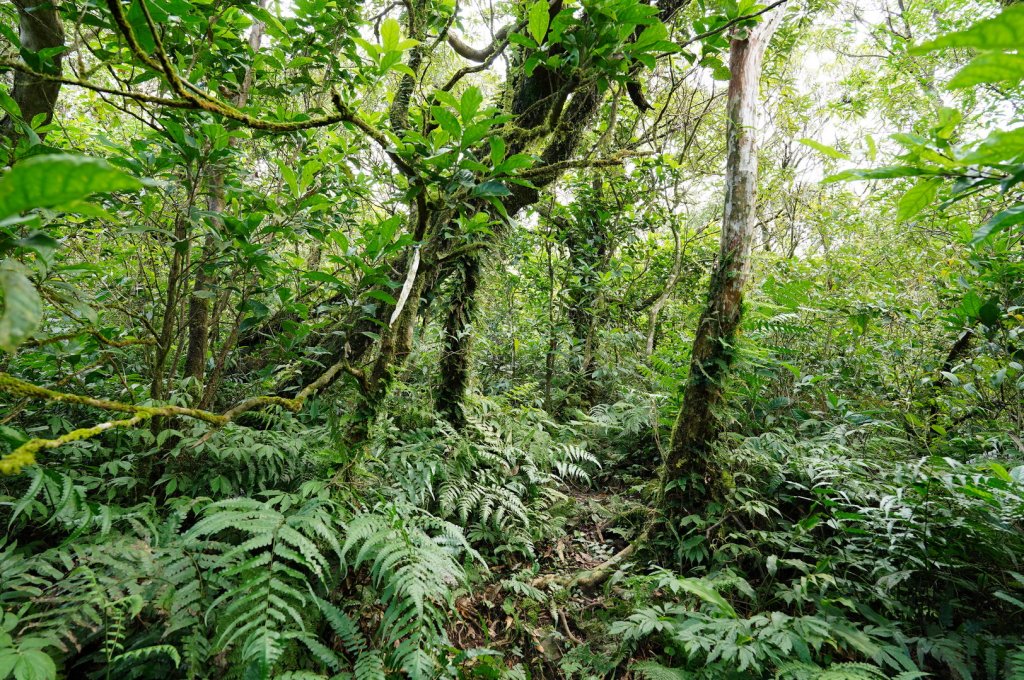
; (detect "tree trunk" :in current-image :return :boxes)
[1,0,64,152]
[436,252,482,427]
[185,10,266,393]
[662,12,782,519]
[646,222,684,355]
[185,226,218,384]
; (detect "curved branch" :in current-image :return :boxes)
[440,22,523,93]
[0,347,358,473]
[446,21,515,62]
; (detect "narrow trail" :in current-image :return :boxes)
[450,486,636,666]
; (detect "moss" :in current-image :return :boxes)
[0,371,310,474]
[0,414,148,474]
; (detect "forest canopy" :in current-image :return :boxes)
[0,0,1023,678]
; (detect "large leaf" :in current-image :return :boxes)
[239,4,286,39]
[471,180,511,197]
[897,177,941,221]
[0,155,143,220]
[912,6,1024,52]
[380,18,400,51]
[973,204,1024,243]
[0,260,42,352]
[960,127,1024,165]
[528,0,549,45]
[948,52,1024,90]
[823,166,931,184]
[667,576,738,618]
[799,138,849,161]
[460,87,484,122]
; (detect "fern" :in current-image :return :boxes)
[343,504,469,641]
[775,661,926,680]
[110,644,182,672]
[186,495,342,675]
[630,661,692,680]
[376,399,597,558]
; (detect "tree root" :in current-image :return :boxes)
[531,526,650,591]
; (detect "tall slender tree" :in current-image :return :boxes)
[662,8,785,519]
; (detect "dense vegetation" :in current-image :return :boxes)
[1,0,1023,677]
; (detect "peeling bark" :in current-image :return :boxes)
[661,11,783,519]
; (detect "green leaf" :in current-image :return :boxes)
[0,86,21,119]
[674,577,738,618]
[381,18,400,51]
[0,155,143,220]
[973,204,1024,242]
[13,648,56,680]
[798,138,849,160]
[126,0,159,53]
[978,299,1000,327]
[460,87,484,122]
[364,289,397,305]
[494,154,535,174]
[528,0,549,45]
[823,166,931,183]
[489,136,506,166]
[471,181,511,197]
[304,271,345,287]
[913,6,1024,53]
[431,106,461,137]
[960,127,1024,165]
[0,260,42,353]
[897,177,941,221]
[239,4,286,39]
[634,22,668,50]
[948,52,1024,89]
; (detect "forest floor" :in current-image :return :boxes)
[450,488,634,667]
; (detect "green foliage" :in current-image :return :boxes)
[187,496,340,673]
[0,1,1022,679]
[605,421,1024,679]
[829,6,1024,243]
[0,155,142,220]
[0,261,39,352]
[0,154,143,354]
[377,395,598,558]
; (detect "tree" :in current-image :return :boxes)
[1,0,64,155]
[662,8,785,519]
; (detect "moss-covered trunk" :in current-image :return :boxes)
[436,252,482,427]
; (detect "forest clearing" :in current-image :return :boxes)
[1,0,1023,677]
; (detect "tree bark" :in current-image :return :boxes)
[185,9,266,393]
[661,11,783,519]
[1,0,65,152]
[436,251,482,427]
